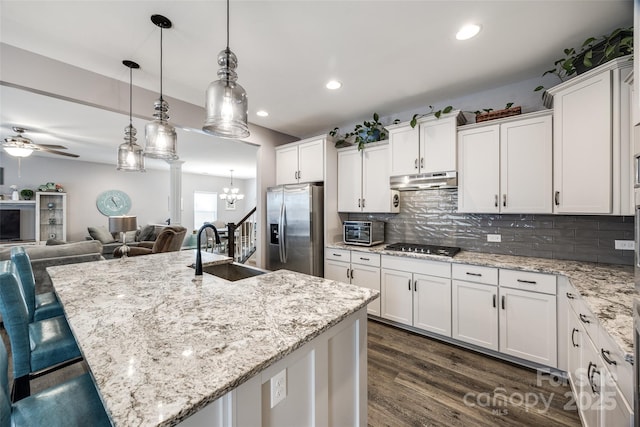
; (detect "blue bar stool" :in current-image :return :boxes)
[0,337,111,427]
[10,247,64,321]
[0,269,82,402]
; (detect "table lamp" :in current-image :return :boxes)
[109,215,137,258]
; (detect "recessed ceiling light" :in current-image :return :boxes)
[256,110,269,117]
[326,80,342,90]
[456,24,481,41]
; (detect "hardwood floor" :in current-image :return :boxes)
[367,320,581,427]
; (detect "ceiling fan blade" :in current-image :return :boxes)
[33,143,68,149]
[36,147,80,158]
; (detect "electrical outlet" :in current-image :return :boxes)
[487,234,501,243]
[270,369,287,408]
[614,240,635,250]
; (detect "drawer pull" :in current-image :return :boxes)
[333,253,342,257]
[587,362,600,394]
[359,257,370,261]
[601,349,617,366]
[517,279,537,285]
[466,272,482,277]
[566,292,575,299]
[571,328,579,347]
[579,313,590,324]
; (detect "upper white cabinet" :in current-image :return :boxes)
[387,111,464,176]
[458,111,553,214]
[276,137,325,185]
[337,142,399,213]
[545,57,632,215]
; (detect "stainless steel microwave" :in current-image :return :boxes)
[343,221,384,246]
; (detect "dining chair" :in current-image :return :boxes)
[0,269,82,401]
[0,337,110,427]
[10,247,64,321]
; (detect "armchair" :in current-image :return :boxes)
[113,226,187,258]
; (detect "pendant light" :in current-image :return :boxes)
[219,169,244,204]
[202,0,249,139]
[145,14,178,160]
[117,60,145,172]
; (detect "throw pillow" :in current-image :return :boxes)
[138,224,156,242]
[87,226,116,244]
[121,230,138,243]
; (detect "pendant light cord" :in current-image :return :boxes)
[160,26,164,103]
[226,0,230,50]
[129,65,134,147]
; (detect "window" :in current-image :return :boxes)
[194,191,217,227]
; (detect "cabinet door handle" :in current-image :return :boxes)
[554,191,560,206]
[588,362,599,394]
[362,199,365,208]
[295,171,298,180]
[408,279,411,291]
[346,268,350,279]
[350,269,354,279]
[501,295,505,310]
[566,292,575,299]
[579,313,590,324]
[420,157,424,169]
[492,294,496,308]
[503,194,506,207]
[571,328,579,347]
[601,349,617,365]
[466,272,482,277]
[298,170,301,180]
[494,194,498,208]
[414,158,418,169]
[414,280,417,292]
[517,279,537,285]
[358,199,361,208]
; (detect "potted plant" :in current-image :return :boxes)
[20,189,34,200]
[534,26,633,95]
[472,103,521,123]
[330,113,389,150]
[409,105,455,128]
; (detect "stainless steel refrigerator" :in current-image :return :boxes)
[266,183,323,276]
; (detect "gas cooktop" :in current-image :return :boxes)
[385,243,461,257]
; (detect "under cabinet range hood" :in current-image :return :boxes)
[390,171,457,191]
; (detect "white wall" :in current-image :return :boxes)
[0,153,257,243]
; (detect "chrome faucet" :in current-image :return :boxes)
[195,223,221,276]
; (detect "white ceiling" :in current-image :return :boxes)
[0,0,634,178]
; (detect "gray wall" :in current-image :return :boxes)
[0,154,256,242]
[347,189,634,265]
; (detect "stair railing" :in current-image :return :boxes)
[226,207,257,263]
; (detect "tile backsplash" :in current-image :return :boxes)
[347,189,634,265]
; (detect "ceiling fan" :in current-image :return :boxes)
[2,127,79,158]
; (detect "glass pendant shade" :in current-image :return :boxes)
[145,15,178,160]
[145,99,178,159]
[117,125,145,171]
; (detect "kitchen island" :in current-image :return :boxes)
[47,250,378,427]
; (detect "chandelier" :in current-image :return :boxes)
[219,169,244,204]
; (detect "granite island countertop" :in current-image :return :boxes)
[47,250,378,427]
[328,242,635,357]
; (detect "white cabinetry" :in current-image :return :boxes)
[565,286,634,426]
[387,111,463,176]
[337,142,398,213]
[457,111,553,214]
[545,57,632,215]
[276,137,325,185]
[381,255,452,336]
[35,192,67,243]
[324,248,381,316]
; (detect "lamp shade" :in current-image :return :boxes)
[3,146,33,157]
[117,125,146,171]
[109,215,137,233]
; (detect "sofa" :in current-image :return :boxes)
[112,226,187,258]
[0,240,104,294]
[87,224,167,258]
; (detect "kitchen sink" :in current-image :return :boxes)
[196,262,268,282]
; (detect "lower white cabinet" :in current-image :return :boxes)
[452,279,499,350]
[325,248,381,316]
[381,255,452,336]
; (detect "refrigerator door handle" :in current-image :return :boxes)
[278,202,285,263]
[281,203,288,263]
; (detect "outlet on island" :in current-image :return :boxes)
[270,368,287,408]
[487,234,501,243]
[614,240,634,250]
